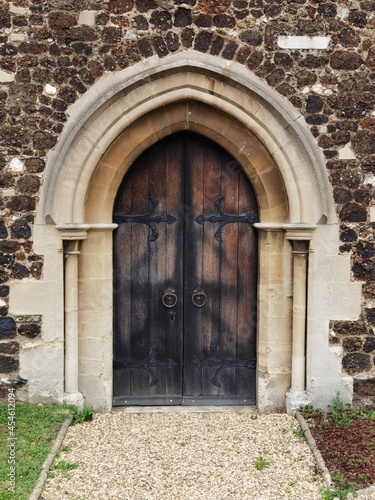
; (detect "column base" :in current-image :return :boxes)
[63,392,84,409]
[286,389,312,415]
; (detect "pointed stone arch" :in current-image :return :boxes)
[38,50,334,226]
[11,51,361,412]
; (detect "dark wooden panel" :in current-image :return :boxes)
[183,134,204,397]
[113,131,257,405]
[201,140,221,397]
[113,136,184,402]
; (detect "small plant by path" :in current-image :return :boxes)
[299,393,375,499]
[51,459,78,479]
[254,451,271,471]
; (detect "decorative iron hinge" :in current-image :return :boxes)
[195,195,258,242]
[193,341,256,388]
[113,343,176,387]
[114,196,177,242]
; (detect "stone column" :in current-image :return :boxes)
[284,225,316,413]
[57,225,89,408]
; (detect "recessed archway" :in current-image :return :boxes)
[11,51,361,413]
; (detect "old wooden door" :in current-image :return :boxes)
[113,132,258,405]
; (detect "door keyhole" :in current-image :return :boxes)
[169,311,176,325]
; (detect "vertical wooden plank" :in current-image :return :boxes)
[237,173,258,401]
[217,146,239,398]
[148,140,168,397]
[200,137,221,397]
[165,134,184,399]
[183,133,205,398]
[129,154,151,397]
[113,174,132,398]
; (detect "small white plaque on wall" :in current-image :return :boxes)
[277,36,331,50]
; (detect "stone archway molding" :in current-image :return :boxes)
[11,50,362,413]
[38,50,336,227]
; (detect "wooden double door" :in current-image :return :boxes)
[113,132,258,405]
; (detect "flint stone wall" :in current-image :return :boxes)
[0,0,374,405]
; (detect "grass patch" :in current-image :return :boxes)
[0,402,73,499]
[254,451,271,471]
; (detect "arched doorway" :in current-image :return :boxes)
[113,132,258,405]
[11,52,359,413]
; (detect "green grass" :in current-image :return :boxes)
[254,451,271,471]
[0,402,73,499]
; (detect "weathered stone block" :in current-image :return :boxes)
[306,95,323,113]
[25,158,45,173]
[213,14,235,28]
[330,50,363,71]
[108,0,134,14]
[18,323,41,339]
[222,41,238,60]
[19,42,48,55]
[317,2,337,17]
[0,222,7,240]
[210,37,224,56]
[152,36,168,57]
[194,14,212,27]
[367,309,375,325]
[6,196,36,213]
[194,31,213,53]
[339,202,367,222]
[69,26,98,42]
[11,264,30,279]
[174,8,192,27]
[10,219,31,240]
[198,0,230,14]
[342,337,363,352]
[0,318,16,339]
[138,39,153,57]
[181,28,194,48]
[165,32,180,52]
[135,0,158,13]
[0,341,19,355]
[354,377,375,397]
[0,7,11,29]
[150,11,172,31]
[339,27,360,48]
[352,130,375,157]
[330,321,368,336]
[33,131,57,150]
[102,27,122,44]
[16,176,40,195]
[363,337,375,353]
[348,11,367,28]
[342,352,371,374]
[0,356,19,372]
[133,15,148,30]
[48,11,77,29]
[240,30,262,46]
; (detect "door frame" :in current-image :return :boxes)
[11,52,362,412]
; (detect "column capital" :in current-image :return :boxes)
[254,223,317,240]
[283,224,317,241]
[56,224,90,241]
[56,223,118,240]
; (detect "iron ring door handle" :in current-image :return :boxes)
[162,289,178,308]
[192,289,207,308]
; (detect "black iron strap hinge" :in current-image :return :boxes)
[114,196,177,242]
[195,195,258,242]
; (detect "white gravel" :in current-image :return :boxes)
[42,408,327,499]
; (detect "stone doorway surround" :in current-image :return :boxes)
[9,51,362,412]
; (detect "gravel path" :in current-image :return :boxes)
[42,408,327,500]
